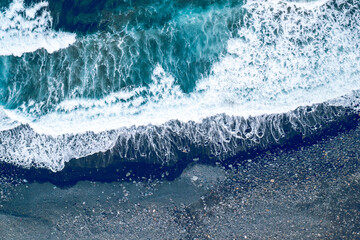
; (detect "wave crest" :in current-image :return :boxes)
[0,0,76,57]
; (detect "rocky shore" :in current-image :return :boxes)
[1,116,360,239]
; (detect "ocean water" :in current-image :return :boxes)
[0,0,360,173]
[1,1,360,239]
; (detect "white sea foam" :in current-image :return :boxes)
[6,0,359,136]
[0,0,76,57]
[0,107,20,131]
[1,0,360,171]
[283,0,330,9]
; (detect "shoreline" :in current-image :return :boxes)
[1,109,360,238]
[1,104,359,187]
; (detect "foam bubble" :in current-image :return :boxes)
[0,0,76,57]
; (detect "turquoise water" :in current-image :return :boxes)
[1,2,360,238]
[0,0,360,171]
[1,0,241,112]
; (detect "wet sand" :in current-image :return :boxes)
[0,119,360,239]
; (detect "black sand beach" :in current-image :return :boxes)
[1,117,360,239]
[1,0,360,239]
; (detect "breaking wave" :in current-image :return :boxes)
[0,0,360,171]
[0,0,76,57]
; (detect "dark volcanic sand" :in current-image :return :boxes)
[1,121,360,239]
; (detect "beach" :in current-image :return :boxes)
[1,117,359,239]
[1,0,360,238]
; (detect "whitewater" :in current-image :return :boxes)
[0,0,360,171]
